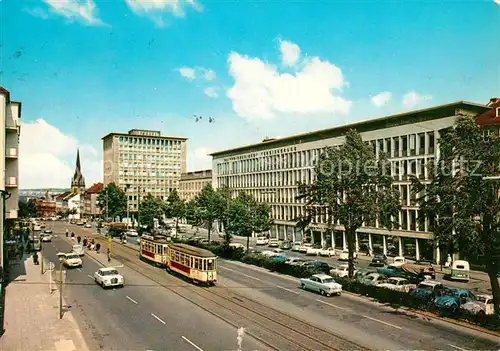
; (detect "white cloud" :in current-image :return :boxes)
[226,47,351,120]
[19,119,101,188]
[125,0,202,25]
[178,67,196,80]
[402,91,432,108]
[25,7,50,19]
[203,87,219,99]
[371,91,392,107]
[188,147,213,171]
[203,69,216,81]
[279,39,301,66]
[43,0,105,26]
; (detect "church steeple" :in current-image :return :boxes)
[71,148,86,194]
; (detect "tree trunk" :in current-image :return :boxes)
[347,227,356,279]
[246,235,250,252]
[208,221,212,242]
[486,261,500,315]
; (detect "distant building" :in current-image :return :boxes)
[179,170,212,202]
[0,86,21,269]
[83,182,103,218]
[71,149,86,194]
[102,129,187,215]
[35,200,57,218]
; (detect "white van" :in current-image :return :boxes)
[451,260,470,281]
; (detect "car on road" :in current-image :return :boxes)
[330,264,357,278]
[268,238,280,247]
[280,241,292,250]
[291,242,302,251]
[77,222,84,226]
[62,253,83,268]
[84,223,92,228]
[44,228,53,234]
[319,247,335,257]
[126,229,138,237]
[338,250,358,261]
[41,234,52,242]
[72,244,85,256]
[370,254,388,266]
[377,277,416,292]
[298,243,313,253]
[94,267,124,288]
[256,236,269,245]
[306,245,322,256]
[300,274,342,297]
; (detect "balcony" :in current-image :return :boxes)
[6,176,17,187]
[6,121,20,132]
[6,148,17,158]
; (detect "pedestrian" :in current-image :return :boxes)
[65,229,69,238]
[96,243,101,253]
[107,248,111,263]
[77,236,81,244]
[83,238,87,247]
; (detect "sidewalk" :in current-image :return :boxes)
[0,254,89,351]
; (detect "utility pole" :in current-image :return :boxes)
[125,184,130,229]
[40,238,44,274]
[105,188,109,222]
[137,185,141,229]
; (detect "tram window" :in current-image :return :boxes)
[202,259,206,271]
[207,259,214,271]
[194,258,199,269]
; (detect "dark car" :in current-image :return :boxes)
[370,254,388,266]
[280,241,292,250]
[303,261,331,274]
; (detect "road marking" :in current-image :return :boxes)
[363,315,402,329]
[219,266,236,272]
[448,345,468,351]
[87,274,94,279]
[76,268,81,272]
[316,299,348,311]
[181,336,204,351]
[219,266,261,281]
[151,313,166,325]
[277,285,299,294]
[126,296,138,304]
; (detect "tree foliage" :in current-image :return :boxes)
[19,199,36,218]
[225,192,273,250]
[185,198,203,229]
[97,183,127,220]
[196,184,226,241]
[297,129,401,278]
[411,115,500,313]
[165,189,185,229]
[139,194,164,227]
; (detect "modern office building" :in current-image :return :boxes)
[0,87,21,269]
[211,100,497,263]
[102,129,187,212]
[178,169,212,202]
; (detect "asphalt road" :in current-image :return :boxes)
[41,230,270,351]
[49,221,500,351]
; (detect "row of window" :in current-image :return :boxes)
[178,180,211,191]
[119,153,181,160]
[119,170,179,177]
[118,136,183,146]
[170,250,215,271]
[119,163,180,169]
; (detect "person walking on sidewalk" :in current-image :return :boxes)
[107,248,111,263]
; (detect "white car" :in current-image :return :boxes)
[72,244,85,256]
[319,247,335,257]
[462,294,495,315]
[298,243,313,253]
[62,253,83,268]
[41,234,52,242]
[261,250,281,257]
[268,238,280,247]
[378,277,416,293]
[306,246,322,256]
[300,274,342,297]
[126,229,138,237]
[392,256,406,266]
[256,236,269,245]
[291,242,302,251]
[84,223,92,228]
[330,264,357,278]
[338,250,358,261]
[94,267,124,288]
[44,228,53,234]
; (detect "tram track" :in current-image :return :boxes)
[105,240,368,351]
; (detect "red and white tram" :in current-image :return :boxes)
[139,234,169,267]
[167,243,217,285]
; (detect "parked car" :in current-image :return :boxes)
[306,245,322,256]
[303,261,331,274]
[410,260,436,279]
[360,272,387,286]
[256,236,269,245]
[450,260,470,282]
[330,264,357,278]
[319,247,335,257]
[285,257,307,265]
[291,242,302,251]
[392,256,406,266]
[94,267,124,288]
[339,250,358,261]
[298,243,313,253]
[300,274,342,297]
[271,255,288,263]
[462,294,495,315]
[280,241,292,250]
[370,254,388,266]
[377,265,404,278]
[434,288,476,315]
[409,280,445,301]
[268,238,280,247]
[126,229,138,237]
[377,277,416,292]
[84,223,92,228]
[261,250,281,257]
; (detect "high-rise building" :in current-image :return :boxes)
[178,169,212,202]
[102,129,187,212]
[0,86,21,269]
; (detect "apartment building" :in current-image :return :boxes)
[0,87,21,269]
[83,182,103,218]
[179,170,212,202]
[102,129,187,212]
[211,101,495,263]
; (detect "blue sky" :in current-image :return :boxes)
[1,0,499,188]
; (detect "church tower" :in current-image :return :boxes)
[71,149,86,194]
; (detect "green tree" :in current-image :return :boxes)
[139,194,164,228]
[97,183,127,221]
[185,198,203,232]
[19,199,36,218]
[196,184,226,242]
[411,115,500,313]
[297,129,400,279]
[225,192,273,251]
[165,189,186,230]
[214,186,232,234]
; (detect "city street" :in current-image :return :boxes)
[51,221,500,351]
[41,227,270,351]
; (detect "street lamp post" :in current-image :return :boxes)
[125,184,130,229]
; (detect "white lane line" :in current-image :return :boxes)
[363,315,402,330]
[218,266,236,272]
[151,313,166,325]
[448,345,468,351]
[316,299,349,311]
[126,296,138,304]
[219,266,261,281]
[87,274,94,279]
[277,285,300,294]
[181,336,204,351]
[76,268,81,272]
